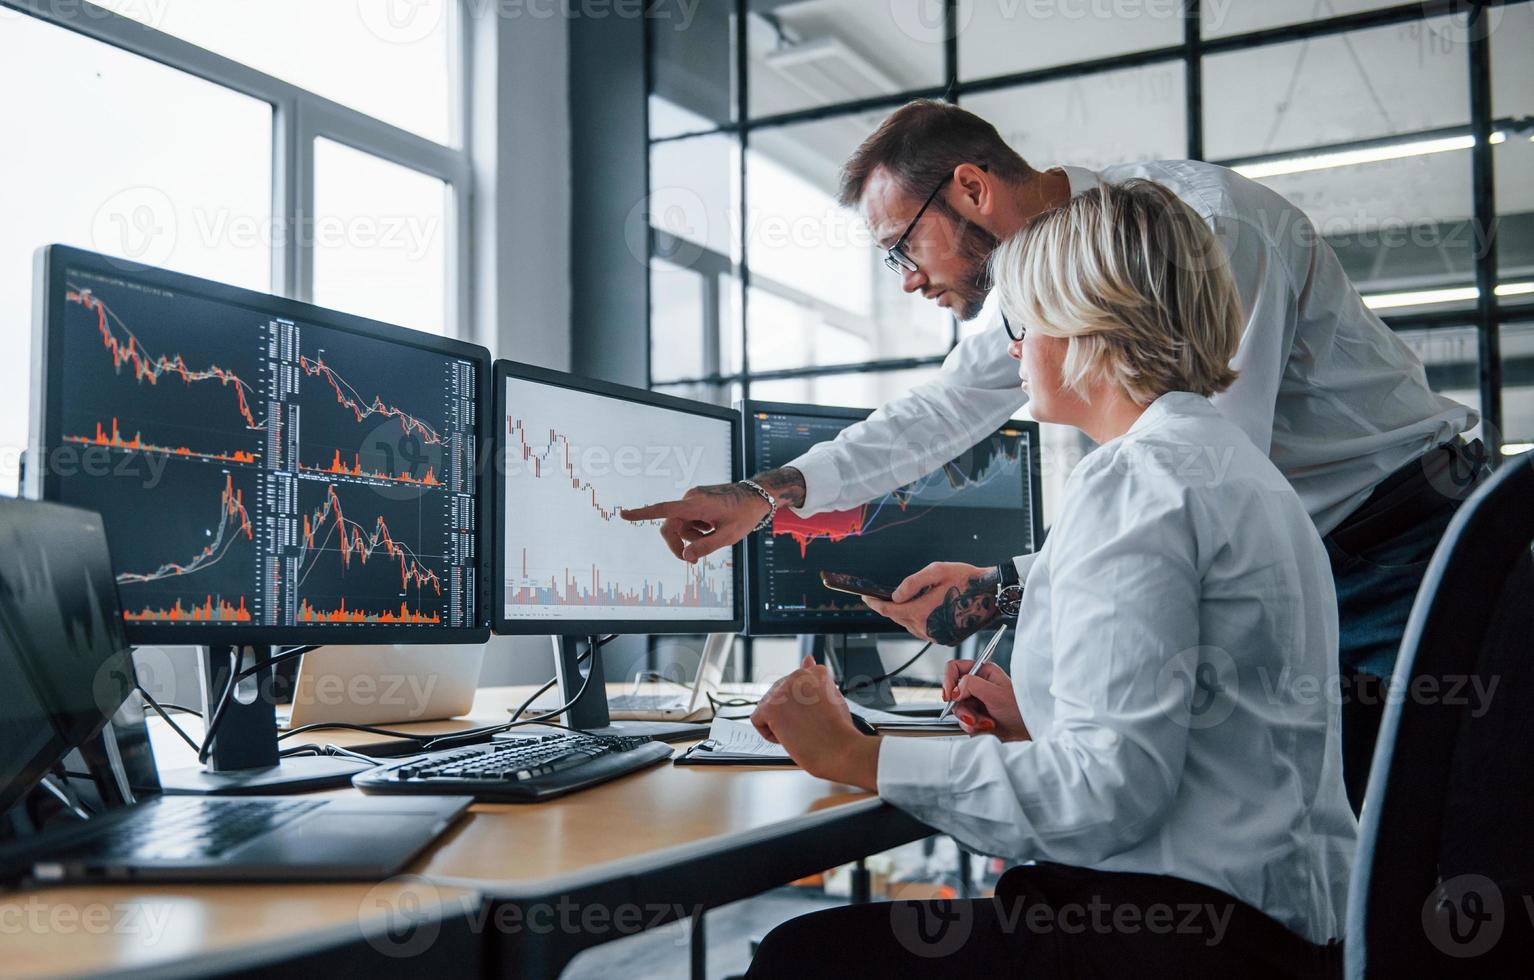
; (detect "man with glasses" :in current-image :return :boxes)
[624,99,1485,811]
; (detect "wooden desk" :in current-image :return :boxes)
[11,685,935,979]
[270,685,937,978]
[5,881,483,979]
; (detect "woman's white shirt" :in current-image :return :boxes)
[876,392,1357,944]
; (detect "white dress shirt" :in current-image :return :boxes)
[877,393,1358,945]
[787,160,1474,537]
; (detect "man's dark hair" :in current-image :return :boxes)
[837,99,1033,209]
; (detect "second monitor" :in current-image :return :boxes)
[493,361,743,635]
[743,400,1044,636]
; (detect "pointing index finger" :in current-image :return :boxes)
[620,500,685,522]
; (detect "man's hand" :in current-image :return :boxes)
[621,467,806,563]
[944,659,1030,741]
[863,562,1001,645]
[751,656,881,790]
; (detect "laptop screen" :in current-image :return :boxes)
[0,499,136,815]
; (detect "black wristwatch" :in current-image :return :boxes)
[995,559,1023,618]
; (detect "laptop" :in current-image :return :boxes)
[607,633,733,721]
[0,498,470,884]
[277,643,484,730]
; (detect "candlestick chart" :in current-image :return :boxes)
[500,376,736,623]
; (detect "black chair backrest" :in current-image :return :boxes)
[1347,451,1534,976]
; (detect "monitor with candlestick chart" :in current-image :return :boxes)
[493,360,743,635]
[741,400,1044,635]
[30,245,491,645]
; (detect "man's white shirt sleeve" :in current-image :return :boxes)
[787,326,1027,515]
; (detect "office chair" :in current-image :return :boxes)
[1346,451,1534,977]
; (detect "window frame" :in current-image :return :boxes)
[5,0,473,337]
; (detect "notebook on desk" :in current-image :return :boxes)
[675,717,795,766]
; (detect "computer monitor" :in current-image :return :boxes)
[741,400,1044,636]
[493,361,742,736]
[30,244,492,791]
[492,360,744,636]
[31,245,491,643]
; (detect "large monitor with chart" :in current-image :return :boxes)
[742,400,1044,635]
[493,361,743,635]
[30,245,492,645]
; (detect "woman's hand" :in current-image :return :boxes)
[862,562,1002,645]
[944,659,1030,741]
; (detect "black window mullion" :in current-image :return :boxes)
[1185,0,1204,161]
[1468,3,1502,460]
[735,0,751,403]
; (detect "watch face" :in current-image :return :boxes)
[998,585,1024,618]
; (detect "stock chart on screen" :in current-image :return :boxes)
[50,265,480,632]
[745,403,1041,634]
[499,371,737,626]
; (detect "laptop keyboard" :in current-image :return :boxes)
[606,693,685,710]
[94,798,325,861]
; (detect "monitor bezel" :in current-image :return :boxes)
[492,359,745,636]
[739,398,1045,636]
[30,244,493,645]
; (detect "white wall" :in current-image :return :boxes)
[468,0,572,687]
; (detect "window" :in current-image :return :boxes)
[0,11,271,493]
[957,0,1182,77]
[93,0,457,144]
[645,0,1533,463]
[313,138,450,334]
[0,0,471,495]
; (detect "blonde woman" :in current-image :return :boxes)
[747,180,1356,977]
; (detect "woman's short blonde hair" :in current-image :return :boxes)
[991,178,1242,405]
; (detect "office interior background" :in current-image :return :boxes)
[0,0,1530,971]
[4,0,1529,687]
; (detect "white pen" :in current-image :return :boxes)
[939,623,1009,721]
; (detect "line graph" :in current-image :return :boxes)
[769,436,1026,558]
[749,410,1038,629]
[67,286,262,431]
[116,473,254,585]
[298,353,444,445]
[299,483,444,595]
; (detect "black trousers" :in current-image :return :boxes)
[1325,437,1490,812]
[746,863,1341,979]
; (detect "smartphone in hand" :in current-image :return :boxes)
[820,571,897,602]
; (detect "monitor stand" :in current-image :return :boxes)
[806,634,897,711]
[157,644,372,795]
[547,635,709,743]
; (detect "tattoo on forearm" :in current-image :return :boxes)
[695,482,760,504]
[925,569,1002,645]
[751,466,807,508]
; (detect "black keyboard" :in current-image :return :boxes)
[353,731,674,803]
[69,798,324,862]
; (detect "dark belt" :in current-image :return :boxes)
[1328,437,1487,555]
